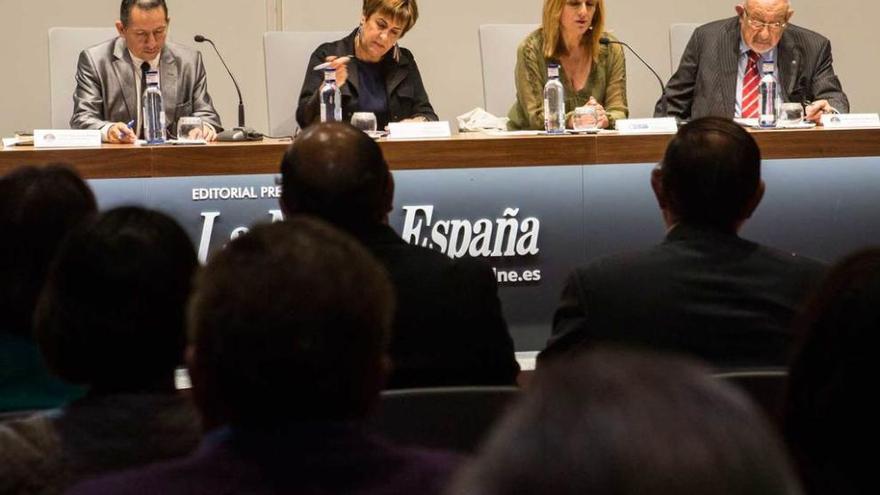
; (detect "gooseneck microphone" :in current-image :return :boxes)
[194,34,245,127]
[599,37,668,117]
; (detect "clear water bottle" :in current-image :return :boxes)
[319,68,342,123]
[543,63,565,134]
[759,61,780,128]
[142,70,166,144]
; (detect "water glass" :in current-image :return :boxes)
[351,112,378,134]
[778,103,805,127]
[177,116,205,140]
[573,105,599,131]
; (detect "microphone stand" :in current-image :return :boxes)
[600,38,668,118]
[194,35,262,140]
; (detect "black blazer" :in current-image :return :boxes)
[656,17,849,120]
[356,225,519,389]
[296,30,437,130]
[540,224,826,368]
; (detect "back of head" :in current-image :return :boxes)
[660,117,761,230]
[0,165,96,337]
[188,217,394,428]
[451,348,801,495]
[35,206,197,392]
[280,123,391,233]
[784,248,880,493]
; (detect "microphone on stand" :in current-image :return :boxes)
[599,37,669,118]
[194,35,262,141]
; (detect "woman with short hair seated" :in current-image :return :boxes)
[296,0,437,130]
[0,207,201,495]
[508,0,628,130]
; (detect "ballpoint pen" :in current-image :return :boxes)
[312,55,352,71]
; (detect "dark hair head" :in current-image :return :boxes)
[362,0,419,36]
[188,217,394,427]
[35,206,197,392]
[0,165,96,337]
[659,117,762,230]
[120,0,168,26]
[451,348,802,495]
[784,248,880,493]
[280,123,391,233]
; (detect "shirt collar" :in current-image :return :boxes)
[128,50,160,69]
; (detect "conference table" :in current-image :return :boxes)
[3,128,880,355]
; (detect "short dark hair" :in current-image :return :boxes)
[784,248,880,494]
[660,117,761,229]
[188,217,394,427]
[450,348,801,495]
[120,0,168,26]
[35,206,197,391]
[0,165,96,338]
[280,123,390,232]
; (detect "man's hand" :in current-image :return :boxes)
[107,122,136,144]
[805,100,833,123]
[185,124,218,142]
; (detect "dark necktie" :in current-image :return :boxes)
[139,61,150,138]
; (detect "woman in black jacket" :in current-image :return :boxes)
[296,0,436,130]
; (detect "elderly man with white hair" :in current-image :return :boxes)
[656,0,848,123]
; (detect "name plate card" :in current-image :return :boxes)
[34,129,102,148]
[388,121,452,140]
[821,113,880,129]
[615,117,678,134]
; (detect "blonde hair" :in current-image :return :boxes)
[362,0,419,36]
[541,0,605,60]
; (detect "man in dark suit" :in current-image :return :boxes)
[67,219,459,495]
[279,123,520,388]
[540,117,826,368]
[71,0,221,142]
[656,0,848,122]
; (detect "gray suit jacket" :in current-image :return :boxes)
[655,17,849,120]
[70,37,222,133]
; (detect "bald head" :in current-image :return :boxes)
[737,0,794,53]
[280,123,392,230]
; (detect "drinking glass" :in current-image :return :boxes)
[778,103,805,127]
[573,105,599,132]
[351,112,378,134]
[177,116,205,140]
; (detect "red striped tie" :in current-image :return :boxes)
[741,51,761,118]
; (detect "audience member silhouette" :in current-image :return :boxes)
[280,122,519,388]
[0,206,201,494]
[0,165,96,412]
[450,348,803,495]
[541,117,825,368]
[784,248,880,495]
[68,218,459,495]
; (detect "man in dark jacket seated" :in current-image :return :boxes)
[279,122,520,388]
[540,117,825,368]
[68,218,459,495]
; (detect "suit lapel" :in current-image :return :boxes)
[719,20,741,116]
[160,46,179,125]
[386,53,408,97]
[111,38,137,121]
[776,33,798,100]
